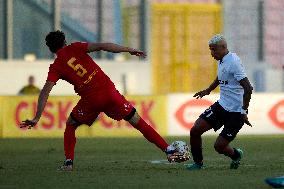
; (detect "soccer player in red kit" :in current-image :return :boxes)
[20,31,188,171]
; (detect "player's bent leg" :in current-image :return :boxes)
[187,118,212,170]
[59,114,81,171]
[214,135,243,169]
[214,135,233,155]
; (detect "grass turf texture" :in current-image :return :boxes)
[0,135,283,189]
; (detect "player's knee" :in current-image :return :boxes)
[190,118,209,137]
[66,114,80,127]
[190,126,201,137]
[124,108,138,125]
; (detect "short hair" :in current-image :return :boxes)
[45,30,66,53]
[208,34,226,45]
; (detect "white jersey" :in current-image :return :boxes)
[217,52,247,112]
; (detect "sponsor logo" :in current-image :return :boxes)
[78,109,84,116]
[175,99,213,129]
[218,80,228,85]
[268,100,284,130]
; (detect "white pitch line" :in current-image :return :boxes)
[149,160,188,165]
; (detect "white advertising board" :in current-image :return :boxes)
[168,93,284,136]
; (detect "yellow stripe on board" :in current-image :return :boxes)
[0,96,167,138]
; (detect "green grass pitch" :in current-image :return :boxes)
[0,135,283,189]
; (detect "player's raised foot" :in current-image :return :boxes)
[186,162,204,171]
[230,148,243,169]
[265,176,284,188]
[58,159,73,171]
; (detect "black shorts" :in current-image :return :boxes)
[199,102,244,141]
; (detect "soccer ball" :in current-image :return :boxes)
[170,141,190,159]
[171,141,190,154]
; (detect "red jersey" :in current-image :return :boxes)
[47,42,113,96]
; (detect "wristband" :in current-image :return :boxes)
[241,109,248,115]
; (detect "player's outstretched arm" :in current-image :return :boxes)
[193,77,219,99]
[20,81,55,129]
[87,43,146,58]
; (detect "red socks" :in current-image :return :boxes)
[134,118,169,152]
[64,124,77,160]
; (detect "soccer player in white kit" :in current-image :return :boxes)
[186,34,253,170]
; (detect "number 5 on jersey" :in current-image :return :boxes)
[67,57,87,77]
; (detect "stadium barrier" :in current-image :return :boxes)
[0,94,283,138]
[0,95,167,138]
[168,93,284,135]
[0,96,3,138]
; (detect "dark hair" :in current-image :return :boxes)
[45,30,66,53]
